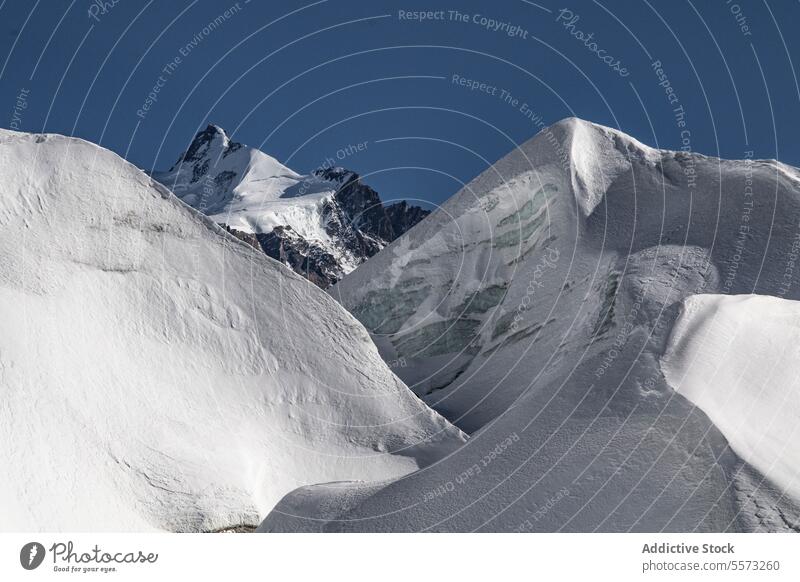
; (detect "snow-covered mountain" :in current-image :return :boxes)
[0,128,464,532]
[152,125,429,287]
[263,118,800,532]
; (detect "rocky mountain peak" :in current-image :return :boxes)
[170,124,243,171]
[154,125,431,287]
[313,165,357,185]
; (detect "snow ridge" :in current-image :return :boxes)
[270,117,800,532]
[0,128,464,532]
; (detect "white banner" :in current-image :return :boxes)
[1,533,797,581]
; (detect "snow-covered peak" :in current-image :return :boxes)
[267,119,800,531]
[491,117,661,217]
[155,124,300,215]
[152,125,430,287]
[332,117,799,429]
[170,123,231,168]
[548,116,657,149]
[557,118,660,215]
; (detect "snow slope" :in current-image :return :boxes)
[662,294,800,503]
[0,128,464,532]
[152,125,428,287]
[264,118,800,532]
[330,117,800,432]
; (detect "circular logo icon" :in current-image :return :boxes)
[20,542,46,570]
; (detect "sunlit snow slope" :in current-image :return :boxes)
[265,118,800,532]
[662,294,800,503]
[0,128,464,532]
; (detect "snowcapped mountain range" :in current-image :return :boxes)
[0,128,463,531]
[266,118,800,532]
[3,117,800,534]
[152,125,429,287]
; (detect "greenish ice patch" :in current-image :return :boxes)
[496,183,557,228]
[453,284,508,316]
[404,258,430,269]
[507,234,556,266]
[398,277,425,288]
[392,319,482,358]
[350,284,431,335]
[493,211,547,248]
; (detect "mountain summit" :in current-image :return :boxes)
[152,125,429,287]
[267,117,800,532]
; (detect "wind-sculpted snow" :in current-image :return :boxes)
[662,294,800,505]
[332,118,800,432]
[0,128,464,532]
[267,118,800,532]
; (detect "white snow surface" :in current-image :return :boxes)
[264,118,800,532]
[0,128,464,532]
[662,294,800,502]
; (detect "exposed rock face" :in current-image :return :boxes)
[385,200,429,236]
[257,226,343,289]
[152,125,429,287]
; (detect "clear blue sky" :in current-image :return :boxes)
[1,0,797,205]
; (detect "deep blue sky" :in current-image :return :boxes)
[1,0,797,205]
